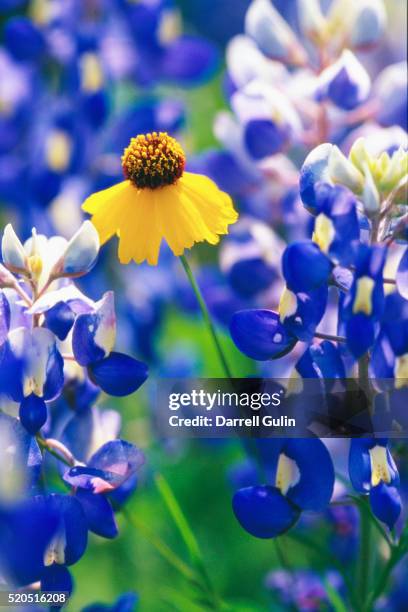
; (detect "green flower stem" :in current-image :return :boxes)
[180,254,233,379]
[122,509,197,583]
[358,499,373,609]
[155,474,223,610]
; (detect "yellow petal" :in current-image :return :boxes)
[117,190,162,265]
[81,172,238,265]
[83,181,136,245]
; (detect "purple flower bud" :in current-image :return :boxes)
[245,0,307,65]
[316,50,371,110]
[350,0,386,50]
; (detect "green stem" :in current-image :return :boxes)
[155,474,222,610]
[122,509,197,583]
[358,498,373,609]
[180,254,233,379]
[274,537,290,570]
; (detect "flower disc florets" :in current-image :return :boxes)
[122,132,186,189]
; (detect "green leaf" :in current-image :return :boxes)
[122,508,196,582]
[161,587,209,612]
[324,580,349,612]
[155,473,203,563]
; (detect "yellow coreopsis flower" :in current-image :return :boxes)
[82,132,238,265]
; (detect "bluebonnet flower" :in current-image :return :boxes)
[232,438,334,538]
[0,216,148,601]
[349,439,402,529]
[315,50,371,111]
[342,245,386,359]
[300,138,407,218]
[63,440,144,539]
[371,291,408,387]
[219,217,284,298]
[0,223,148,434]
[231,79,301,160]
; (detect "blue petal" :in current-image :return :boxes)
[0,498,59,586]
[6,328,65,402]
[369,483,401,529]
[44,301,75,341]
[65,376,100,413]
[62,406,120,463]
[244,119,289,159]
[297,340,346,379]
[282,241,331,292]
[89,440,145,478]
[76,490,118,539]
[371,333,395,378]
[108,474,138,510]
[282,286,328,342]
[284,439,335,511]
[19,394,47,435]
[64,440,144,493]
[197,149,256,197]
[228,258,276,298]
[318,51,371,110]
[72,292,116,366]
[0,291,10,345]
[0,336,26,401]
[41,564,73,595]
[355,244,386,278]
[348,439,373,492]
[0,412,42,494]
[41,494,88,566]
[396,249,408,300]
[299,145,333,211]
[346,314,375,359]
[4,17,45,62]
[82,91,109,129]
[232,485,299,538]
[161,36,219,85]
[230,309,297,361]
[381,292,408,357]
[88,352,148,396]
[314,184,360,266]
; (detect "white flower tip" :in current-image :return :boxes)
[56,221,100,279]
[1,224,27,274]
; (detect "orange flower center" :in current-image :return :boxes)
[122,132,186,189]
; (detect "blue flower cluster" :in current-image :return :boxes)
[0,222,147,601]
[217,0,407,542]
